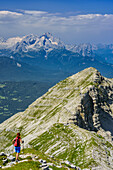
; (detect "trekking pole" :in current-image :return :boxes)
[13,144,15,154]
[22,140,24,154]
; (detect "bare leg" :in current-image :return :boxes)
[16,153,19,160]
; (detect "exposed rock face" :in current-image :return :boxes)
[71,89,102,131]
[71,92,95,130]
[68,70,113,135]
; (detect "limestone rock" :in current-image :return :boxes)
[7,155,15,161]
[42,166,49,170]
[0,152,6,156]
[2,159,8,165]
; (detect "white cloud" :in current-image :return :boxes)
[23,10,48,15]
[76,14,102,20]
[0,10,22,16]
[0,10,113,44]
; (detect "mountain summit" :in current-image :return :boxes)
[0,67,113,169]
[0,33,65,53]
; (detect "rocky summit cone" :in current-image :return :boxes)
[0,67,113,169]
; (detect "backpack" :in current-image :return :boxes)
[14,137,20,147]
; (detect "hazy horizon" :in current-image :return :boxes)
[0,0,113,44]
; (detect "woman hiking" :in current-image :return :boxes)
[12,133,22,162]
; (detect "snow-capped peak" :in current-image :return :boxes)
[39,32,58,45]
[11,34,39,52]
[66,43,94,56]
[39,32,53,39]
[9,33,65,52]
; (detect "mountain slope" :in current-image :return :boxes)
[0,81,53,123]
[0,67,113,169]
[0,56,69,82]
[0,56,39,81]
[4,48,113,79]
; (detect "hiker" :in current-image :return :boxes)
[12,133,22,162]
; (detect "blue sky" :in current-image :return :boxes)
[0,0,113,44]
[1,0,113,14]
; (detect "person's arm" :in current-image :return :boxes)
[20,138,22,144]
[12,138,15,144]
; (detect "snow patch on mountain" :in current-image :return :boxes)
[66,43,95,56]
[10,56,14,59]
[0,37,22,49]
[17,63,22,67]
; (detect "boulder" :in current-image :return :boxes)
[49,155,54,158]
[56,165,62,168]
[43,160,47,163]
[7,155,15,161]
[34,156,39,159]
[0,152,6,156]
[40,163,47,167]
[77,168,81,170]
[38,159,43,163]
[2,159,8,165]
[7,162,16,166]
[42,166,49,170]
[64,160,71,165]
[70,164,77,169]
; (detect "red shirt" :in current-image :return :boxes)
[14,137,21,147]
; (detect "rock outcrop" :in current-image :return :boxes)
[68,69,113,137]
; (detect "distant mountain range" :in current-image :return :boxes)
[0,32,65,53]
[1,32,113,61]
[0,33,113,81]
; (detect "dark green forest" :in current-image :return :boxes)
[0,81,52,123]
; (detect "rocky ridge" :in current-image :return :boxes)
[69,71,113,135]
[0,151,83,169]
[0,67,113,169]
